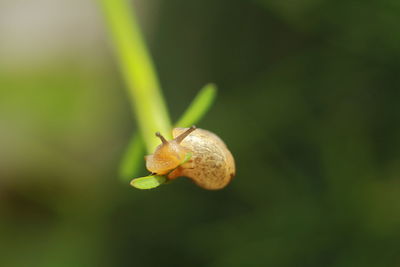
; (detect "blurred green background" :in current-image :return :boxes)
[1,0,400,266]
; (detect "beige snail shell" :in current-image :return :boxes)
[145,126,235,190]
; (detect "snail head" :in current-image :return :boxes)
[145,126,196,175]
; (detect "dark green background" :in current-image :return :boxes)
[1,0,399,266]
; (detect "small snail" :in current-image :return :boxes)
[145,126,235,190]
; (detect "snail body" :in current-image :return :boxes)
[145,126,235,190]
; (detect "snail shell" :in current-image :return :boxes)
[145,126,235,190]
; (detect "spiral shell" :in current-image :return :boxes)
[167,128,235,190]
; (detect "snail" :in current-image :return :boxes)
[145,126,235,190]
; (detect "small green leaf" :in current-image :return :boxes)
[130,175,167,189]
[175,83,217,127]
[119,134,146,181]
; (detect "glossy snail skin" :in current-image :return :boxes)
[145,126,235,190]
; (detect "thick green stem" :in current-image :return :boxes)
[100,0,171,152]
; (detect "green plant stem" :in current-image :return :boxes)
[100,0,171,152]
